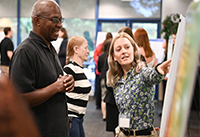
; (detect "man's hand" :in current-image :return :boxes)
[56,75,74,93]
[63,74,74,92]
[155,127,160,137]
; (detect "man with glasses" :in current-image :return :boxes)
[9,0,74,137]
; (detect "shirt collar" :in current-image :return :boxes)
[117,67,134,83]
[29,31,54,51]
[69,61,83,69]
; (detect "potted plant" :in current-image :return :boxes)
[161,13,180,41]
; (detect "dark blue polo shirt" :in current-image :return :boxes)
[9,31,68,137]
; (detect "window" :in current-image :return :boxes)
[20,0,37,42]
[132,23,158,39]
[102,22,126,32]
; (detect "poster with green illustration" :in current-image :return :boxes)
[160,1,200,137]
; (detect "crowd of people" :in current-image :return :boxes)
[0,0,172,137]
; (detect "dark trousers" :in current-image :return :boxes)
[162,80,167,106]
[95,74,101,108]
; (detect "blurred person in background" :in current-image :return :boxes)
[0,27,14,77]
[58,27,68,67]
[93,32,112,109]
[134,28,158,68]
[83,31,94,51]
[98,38,112,121]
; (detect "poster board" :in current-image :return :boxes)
[51,37,63,53]
[160,1,200,136]
[160,14,186,137]
[149,39,165,63]
[95,32,117,48]
[0,31,4,42]
[167,35,174,60]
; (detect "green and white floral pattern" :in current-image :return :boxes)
[113,67,164,130]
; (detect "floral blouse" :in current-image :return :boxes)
[113,67,164,130]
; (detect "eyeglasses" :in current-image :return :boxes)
[38,15,65,24]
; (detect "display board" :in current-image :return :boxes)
[160,1,200,137]
[95,32,117,48]
[167,35,174,60]
[0,31,4,42]
[51,37,63,53]
[149,39,165,63]
[160,14,186,136]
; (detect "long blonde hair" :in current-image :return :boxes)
[66,36,86,65]
[107,32,145,87]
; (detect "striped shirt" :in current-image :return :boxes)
[63,61,91,118]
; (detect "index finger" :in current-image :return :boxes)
[163,59,172,66]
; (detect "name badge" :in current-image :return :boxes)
[119,113,131,128]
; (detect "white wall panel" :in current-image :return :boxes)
[0,0,17,17]
[99,0,161,19]
[60,0,96,19]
